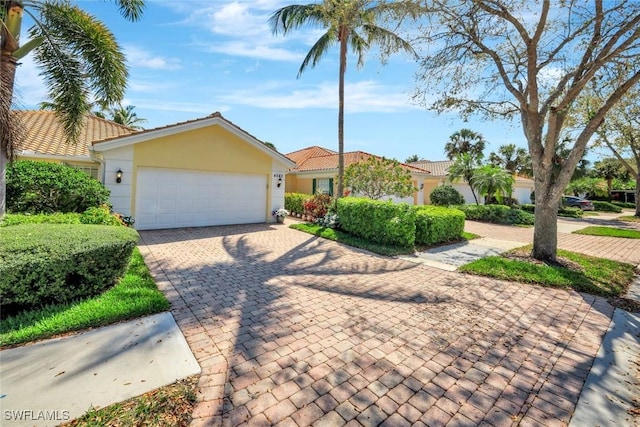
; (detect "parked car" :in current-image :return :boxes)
[562,195,595,211]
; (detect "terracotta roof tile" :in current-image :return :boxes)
[15,110,136,158]
[286,147,430,175]
[409,160,453,177]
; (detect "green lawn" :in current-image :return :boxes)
[289,223,479,256]
[459,246,636,297]
[0,248,170,347]
[619,215,640,223]
[573,226,640,239]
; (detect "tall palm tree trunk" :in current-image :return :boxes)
[0,54,18,216]
[337,26,348,199]
[1,1,23,217]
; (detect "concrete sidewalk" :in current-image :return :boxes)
[0,312,200,427]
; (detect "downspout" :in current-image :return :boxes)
[88,147,106,183]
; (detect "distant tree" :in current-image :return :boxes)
[565,177,607,198]
[270,0,416,200]
[447,153,481,205]
[488,144,531,177]
[344,156,416,200]
[593,158,630,197]
[444,129,486,161]
[405,154,420,163]
[472,166,514,205]
[263,142,277,151]
[108,105,146,130]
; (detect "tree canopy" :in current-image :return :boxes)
[344,156,416,200]
[412,0,640,261]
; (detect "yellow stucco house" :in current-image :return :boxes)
[285,146,432,204]
[15,110,295,230]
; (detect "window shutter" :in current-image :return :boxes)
[329,178,334,196]
[312,179,316,195]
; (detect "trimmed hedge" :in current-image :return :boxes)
[284,192,310,214]
[519,204,584,218]
[458,204,535,225]
[612,201,636,209]
[414,206,465,245]
[337,198,416,247]
[429,185,465,206]
[0,224,139,315]
[0,206,125,227]
[6,160,110,213]
[592,200,623,213]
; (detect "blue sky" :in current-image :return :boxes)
[14,0,532,162]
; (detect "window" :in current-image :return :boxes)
[66,163,99,180]
[312,178,333,196]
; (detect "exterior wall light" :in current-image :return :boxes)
[420,183,424,190]
[116,168,123,183]
[277,177,283,188]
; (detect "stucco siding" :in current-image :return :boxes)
[101,146,134,216]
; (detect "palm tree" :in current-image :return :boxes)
[1,0,144,216]
[472,165,514,205]
[444,128,486,161]
[488,143,531,177]
[447,152,481,204]
[269,0,416,198]
[105,104,147,130]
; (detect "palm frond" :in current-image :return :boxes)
[362,24,416,59]
[348,31,369,69]
[31,2,128,142]
[269,3,326,35]
[298,30,335,77]
[113,0,144,21]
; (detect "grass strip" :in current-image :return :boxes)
[618,215,640,223]
[0,248,169,347]
[573,226,640,239]
[63,376,198,426]
[459,246,636,297]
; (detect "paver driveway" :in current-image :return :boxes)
[139,224,613,427]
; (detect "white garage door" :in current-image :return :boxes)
[135,167,267,230]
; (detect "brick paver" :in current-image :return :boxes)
[139,223,616,426]
[465,217,640,265]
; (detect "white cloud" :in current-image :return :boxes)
[206,41,303,61]
[13,55,47,107]
[217,80,418,113]
[125,46,182,70]
[129,98,230,115]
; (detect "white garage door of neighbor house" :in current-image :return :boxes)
[135,167,267,230]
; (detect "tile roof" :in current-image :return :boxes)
[15,110,136,158]
[286,147,431,175]
[408,160,454,177]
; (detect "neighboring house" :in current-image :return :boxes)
[15,110,136,179]
[285,146,432,204]
[14,110,295,230]
[410,160,535,205]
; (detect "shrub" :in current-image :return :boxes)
[6,160,110,213]
[285,192,310,214]
[558,207,583,218]
[414,206,465,245]
[430,185,465,206]
[304,193,334,220]
[337,198,416,247]
[458,204,534,225]
[0,224,139,316]
[0,207,127,227]
[592,200,623,213]
[315,213,340,229]
[611,201,636,209]
[520,204,535,213]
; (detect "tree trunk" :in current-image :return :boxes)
[0,54,18,218]
[532,193,559,261]
[336,26,347,199]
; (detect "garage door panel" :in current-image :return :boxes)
[135,167,267,230]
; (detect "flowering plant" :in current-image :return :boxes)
[272,208,289,218]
